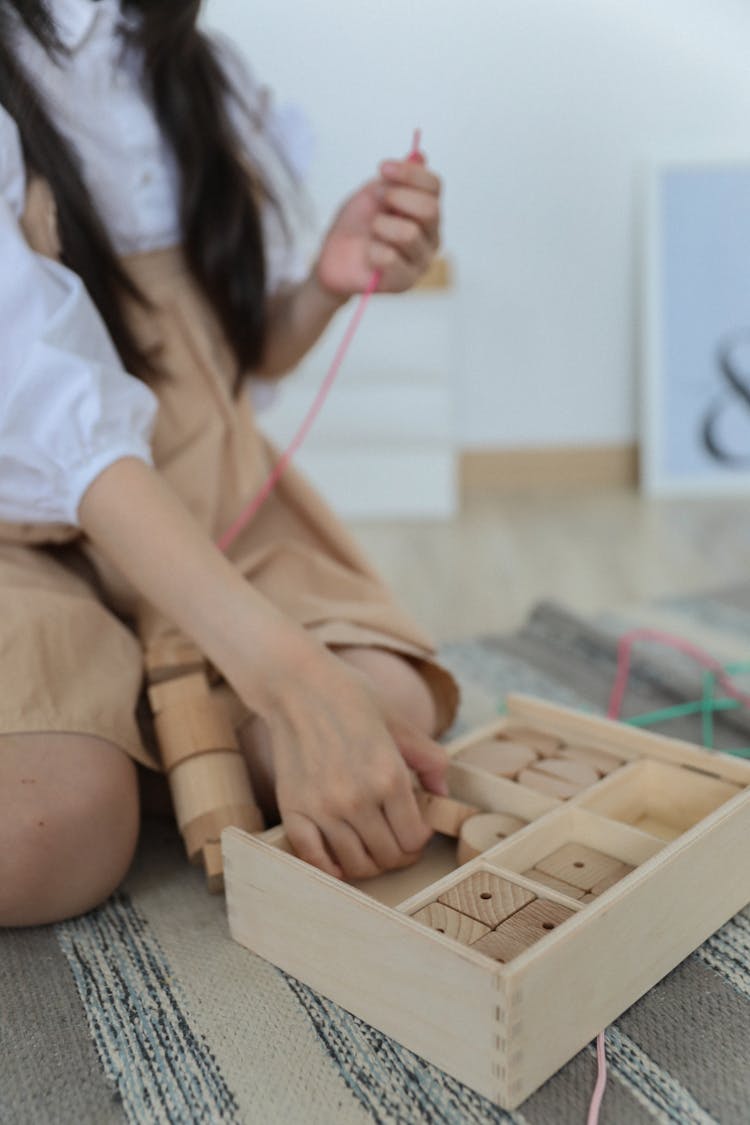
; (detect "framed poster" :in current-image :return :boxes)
[641,158,750,494]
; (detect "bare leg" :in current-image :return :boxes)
[0,733,140,927]
[236,646,438,822]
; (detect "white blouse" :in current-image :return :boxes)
[0,0,309,526]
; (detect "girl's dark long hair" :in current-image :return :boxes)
[0,0,272,384]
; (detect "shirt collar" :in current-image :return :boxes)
[53,0,111,53]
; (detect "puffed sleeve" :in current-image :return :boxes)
[211,33,315,295]
[0,106,159,526]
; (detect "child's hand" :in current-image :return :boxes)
[259,645,450,881]
[314,156,442,298]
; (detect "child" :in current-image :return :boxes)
[0,0,459,926]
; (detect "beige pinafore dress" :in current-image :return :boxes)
[0,180,459,769]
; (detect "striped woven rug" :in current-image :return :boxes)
[2,588,750,1124]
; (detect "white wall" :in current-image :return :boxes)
[204,0,750,449]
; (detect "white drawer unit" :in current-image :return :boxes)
[256,268,458,519]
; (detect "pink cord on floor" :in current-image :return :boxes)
[588,625,750,1124]
[587,1031,608,1125]
[216,129,424,554]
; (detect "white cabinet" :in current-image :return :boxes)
[255,276,458,519]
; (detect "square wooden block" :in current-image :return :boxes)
[535,843,628,892]
[473,900,576,963]
[411,902,490,945]
[522,868,587,900]
[438,871,535,928]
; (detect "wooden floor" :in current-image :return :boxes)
[349,487,750,642]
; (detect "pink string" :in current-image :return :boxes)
[607,626,750,720]
[216,129,424,554]
[588,625,750,1123]
[587,1031,608,1125]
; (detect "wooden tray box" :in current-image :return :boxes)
[224,694,750,1109]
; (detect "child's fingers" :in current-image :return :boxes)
[353,802,423,871]
[320,819,381,881]
[284,812,342,879]
[379,159,441,196]
[367,241,415,288]
[390,718,451,798]
[383,782,434,855]
[371,213,426,264]
[380,186,440,240]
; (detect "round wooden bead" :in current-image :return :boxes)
[516,768,581,800]
[504,727,563,756]
[560,745,624,775]
[457,740,538,777]
[532,757,600,789]
[457,811,528,864]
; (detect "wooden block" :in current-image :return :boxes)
[505,727,563,756]
[438,872,535,928]
[589,862,635,897]
[516,768,581,800]
[473,900,576,963]
[536,843,628,892]
[202,841,224,894]
[182,802,265,861]
[154,695,240,771]
[148,671,209,715]
[559,745,624,775]
[411,903,490,945]
[580,892,597,903]
[414,254,452,290]
[521,868,587,900]
[416,791,479,837]
[457,740,538,777]
[144,637,205,682]
[532,758,600,789]
[457,812,528,864]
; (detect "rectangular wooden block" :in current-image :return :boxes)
[535,843,627,892]
[438,871,535,928]
[473,900,576,963]
[411,903,490,945]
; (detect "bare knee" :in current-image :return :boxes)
[335,647,438,735]
[0,733,140,926]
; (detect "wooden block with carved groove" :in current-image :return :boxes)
[411,903,490,944]
[473,900,576,963]
[438,871,535,928]
[535,843,628,892]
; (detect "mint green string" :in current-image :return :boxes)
[620,660,750,757]
[497,660,750,757]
